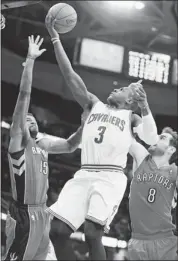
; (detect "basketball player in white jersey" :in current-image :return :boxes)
[45,15,158,260]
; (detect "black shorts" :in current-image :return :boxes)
[4,200,50,261]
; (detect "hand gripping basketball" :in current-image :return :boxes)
[45,3,77,35]
[45,14,59,39]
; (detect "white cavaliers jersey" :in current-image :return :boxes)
[81,101,133,171]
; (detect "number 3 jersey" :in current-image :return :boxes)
[81,101,133,170]
[129,154,177,239]
[8,136,49,205]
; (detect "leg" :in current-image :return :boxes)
[84,219,106,260]
[154,236,177,260]
[128,239,147,260]
[47,176,90,260]
[33,211,51,260]
[45,240,57,261]
[84,173,127,260]
[4,206,40,261]
[50,218,76,260]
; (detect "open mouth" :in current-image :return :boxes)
[30,124,36,128]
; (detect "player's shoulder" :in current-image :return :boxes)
[35,133,45,144]
[91,100,105,110]
[170,163,178,179]
[138,154,151,168]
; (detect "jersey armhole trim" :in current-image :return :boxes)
[8,148,25,159]
[135,154,150,173]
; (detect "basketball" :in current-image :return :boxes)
[47,3,77,34]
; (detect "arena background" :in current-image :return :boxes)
[1,1,177,260]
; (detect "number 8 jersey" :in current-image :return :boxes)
[81,101,133,171]
[129,154,177,240]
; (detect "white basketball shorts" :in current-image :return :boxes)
[48,169,127,231]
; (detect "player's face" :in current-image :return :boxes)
[26,115,39,138]
[148,133,173,156]
[107,86,133,105]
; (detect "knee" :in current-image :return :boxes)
[84,220,104,241]
[50,218,73,240]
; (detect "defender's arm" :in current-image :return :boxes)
[38,125,83,154]
[9,35,46,153]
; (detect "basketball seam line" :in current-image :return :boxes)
[54,22,76,28]
[51,4,68,20]
[55,12,76,22]
[51,4,75,22]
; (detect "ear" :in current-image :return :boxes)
[126,97,133,105]
[168,146,176,155]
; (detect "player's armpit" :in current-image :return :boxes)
[8,129,30,153]
[129,139,149,168]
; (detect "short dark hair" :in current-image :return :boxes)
[162,127,178,165]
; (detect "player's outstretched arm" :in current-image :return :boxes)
[39,125,83,154]
[9,36,46,152]
[131,82,159,145]
[129,138,149,173]
[45,14,99,109]
[38,106,90,153]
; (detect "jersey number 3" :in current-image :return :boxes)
[147,188,157,203]
[94,126,106,144]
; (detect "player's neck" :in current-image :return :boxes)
[108,101,128,110]
[152,155,170,168]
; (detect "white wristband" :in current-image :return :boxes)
[52,39,60,44]
[51,37,59,42]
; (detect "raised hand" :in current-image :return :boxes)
[27,35,46,59]
[129,80,148,108]
[45,13,59,39]
[133,86,148,108]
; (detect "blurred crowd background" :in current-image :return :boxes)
[1,0,177,260]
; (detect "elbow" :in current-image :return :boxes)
[67,142,74,153]
[67,142,78,153]
[69,147,75,153]
[69,143,78,153]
